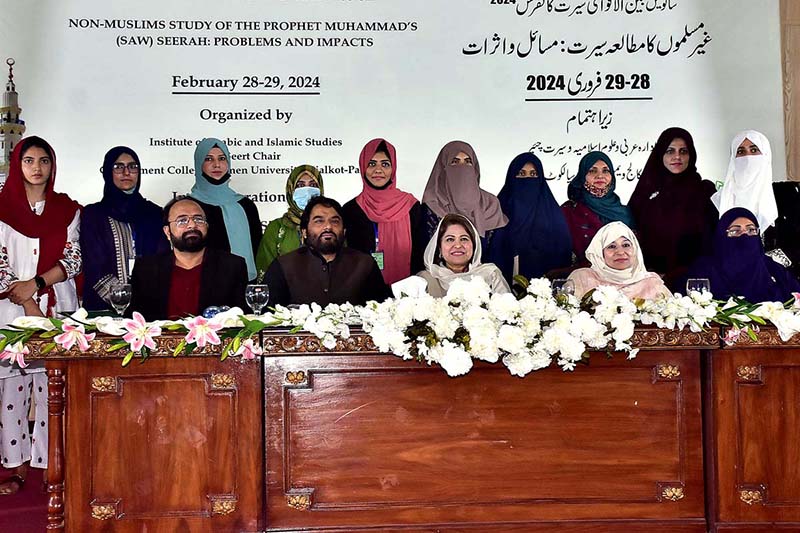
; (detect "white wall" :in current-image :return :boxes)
[0,0,785,218]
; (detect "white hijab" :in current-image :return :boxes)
[585,221,650,285]
[711,130,778,230]
[423,215,506,292]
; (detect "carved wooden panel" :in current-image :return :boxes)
[713,347,800,524]
[62,358,263,532]
[265,350,704,530]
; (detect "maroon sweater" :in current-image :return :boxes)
[560,200,603,265]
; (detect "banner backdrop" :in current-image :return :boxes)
[0,0,786,220]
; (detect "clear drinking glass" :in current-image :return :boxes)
[686,278,711,295]
[245,284,269,315]
[552,279,575,297]
[108,281,132,317]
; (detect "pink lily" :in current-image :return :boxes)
[185,316,222,348]
[722,326,742,346]
[0,341,29,369]
[54,324,96,352]
[792,292,800,309]
[123,312,162,352]
[235,338,263,361]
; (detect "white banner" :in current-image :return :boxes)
[0,0,785,219]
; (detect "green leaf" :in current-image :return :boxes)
[220,340,233,362]
[139,347,150,364]
[40,343,56,355]
[173,340,186,357]
[105,341,129,353]
[48,317,64,328]
[39,330,58,339]
[244,320,269,336]
[746,328,759,342]
[121,351,135,367]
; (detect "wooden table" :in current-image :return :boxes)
[24,327,800,532]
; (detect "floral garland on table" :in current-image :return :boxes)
[1,278,800,377]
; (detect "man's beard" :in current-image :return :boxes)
[171,229,206,252]
[307,230,342,255]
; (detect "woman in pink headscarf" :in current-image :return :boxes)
[341,138,423,285]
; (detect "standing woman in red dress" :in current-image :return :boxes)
[0,136,81,494]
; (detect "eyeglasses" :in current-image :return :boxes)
[112,163,140,173]
[725,226,759,238]
[168,215,208,228]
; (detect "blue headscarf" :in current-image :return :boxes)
[487,153,572,281]
[688,207,800,302]
[567,151,635,228]
[190,138,256,279]
[97,146,164,255]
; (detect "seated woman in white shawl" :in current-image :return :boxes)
[567,221,671,300]
[394,213,509,297]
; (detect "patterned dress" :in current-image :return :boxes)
[0,201,81,469]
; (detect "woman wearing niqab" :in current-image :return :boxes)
[420,140,507,247]
[486,152,572,282]
[685,207,800,303]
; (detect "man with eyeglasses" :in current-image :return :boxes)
[127,195,247,319]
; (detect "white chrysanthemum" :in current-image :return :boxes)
[610,313,635,346]
[462,305,494,331]
[430,313,458,339]
[436,340,474,377]
[497,324,527,355]
[445,277,491,306]
[469,326,500,363]
[559,333,587,364]
[411,296,439,322]
[488,292,521,324]
[393,298,418,327]
[527,277,553,299]
[502,353,534,377]
[519,315,543,337]
[570,311,608,348]
[519,294,560,323]
[558,358,577,371]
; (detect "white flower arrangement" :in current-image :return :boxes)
[2,283,800,377]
